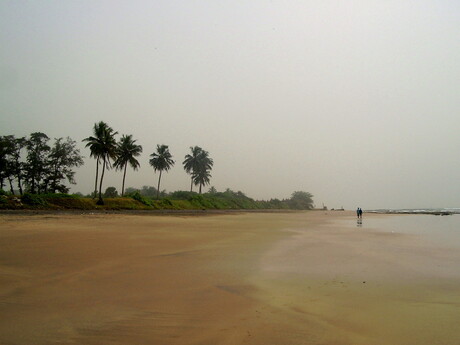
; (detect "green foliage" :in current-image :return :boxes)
[114,134,143,196]
[83,121,118,203]
[169,190,198,200]
[103,186,118,198]
[47,137,84,193]
[157,198,177,209]
[129,191,152,206]
[24,132,50,194]
[183,146,213,193]
[21,193,47,206]
[0,189,7,196]
[288,191,314,210]
[101,198,146,210]
[42,194,94,209]
[208,186,217,194]
[149,144,175,199]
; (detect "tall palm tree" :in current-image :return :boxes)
[114,135,142,197]
[83,122,109,198]
[83,121,118,204]
[149,144,174,199]
[183,146,203,192]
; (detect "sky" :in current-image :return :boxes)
[1,0,460,210]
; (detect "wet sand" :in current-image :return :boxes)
[1,211,459,344]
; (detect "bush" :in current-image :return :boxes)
[129,191,152,206]
[21,193,47,206]
[169,190,197,200]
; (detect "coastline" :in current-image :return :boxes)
[1,211,460,344]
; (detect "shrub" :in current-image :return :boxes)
[169,190,197,200]
[129,191,152,206]
[21,193,47,206]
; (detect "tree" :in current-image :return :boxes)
[83,122,118,204]
[113,135,142,197]
[193,168,212,194]
[208,186,217,194]
[183,146,203,192]
[9,136,26,195]
[0,135,16,193]
[24,132,50,194]
[194,149,213,194]
[140,185,158,198]
[103,186,118,198]
[289,191,314,210]
[46,137,84,193]
[149,144,174,199]
[183,146,213,194]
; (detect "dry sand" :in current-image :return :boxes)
[1,211,460,344]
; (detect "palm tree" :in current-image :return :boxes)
[114,135,142,197]
[194,149,213,194]
[183,146,203,192]
[193,168,212,194]
[83,121,118,204]
[183,147,213,193]
[149,144,174,199]
[83,122,108,198]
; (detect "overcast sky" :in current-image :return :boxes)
[1,1,459,209]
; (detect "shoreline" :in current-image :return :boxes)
[1,211,459,344]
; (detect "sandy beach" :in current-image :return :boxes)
[1,211,460,345]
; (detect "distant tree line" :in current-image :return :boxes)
[0,133,83,194]
[1,121,314,210]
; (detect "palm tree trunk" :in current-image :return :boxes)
[157,170,162,199]
[190,177,193,192]
[199,183,202,194]
[121,163,127,197]
[98,155,106,204]
[94,157,99,198]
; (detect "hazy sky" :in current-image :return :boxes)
[1,1,459,209]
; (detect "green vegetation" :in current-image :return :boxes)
[113,134,142,197]
[149,144,175,199]
[83,121,118,205]
[0,134,83,195]
[0,188,314,211]
[183,146,214,193]
[1,121,315,210]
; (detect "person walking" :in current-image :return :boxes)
[358,208,363,218]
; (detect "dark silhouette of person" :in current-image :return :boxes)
[358,208,363,218]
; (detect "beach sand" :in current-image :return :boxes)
[1,211,460,344]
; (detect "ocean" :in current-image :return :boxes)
[356,212,460,249]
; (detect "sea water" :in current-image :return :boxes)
[355,213,460,249]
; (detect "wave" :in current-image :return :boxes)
[367,208,460,215]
